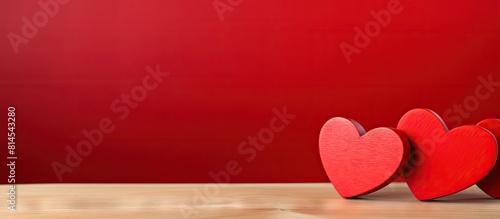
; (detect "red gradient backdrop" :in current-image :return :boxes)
[1,0,499,183]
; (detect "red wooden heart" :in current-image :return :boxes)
[477,119,500,198]
[397,109,498,201]
[319,117,410,198]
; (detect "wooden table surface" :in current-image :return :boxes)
[0,183,499,218]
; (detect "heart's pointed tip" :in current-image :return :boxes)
[412,192,440,201]
[336,189,361,199]
[418,198,434,202]
[337,192,352,199]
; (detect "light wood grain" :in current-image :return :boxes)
[0,183,499,218]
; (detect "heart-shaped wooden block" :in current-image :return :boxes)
[319,117,410,198]
[477,119,500,198]
[397,109,498,201]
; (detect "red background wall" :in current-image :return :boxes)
[1,0,499,183]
